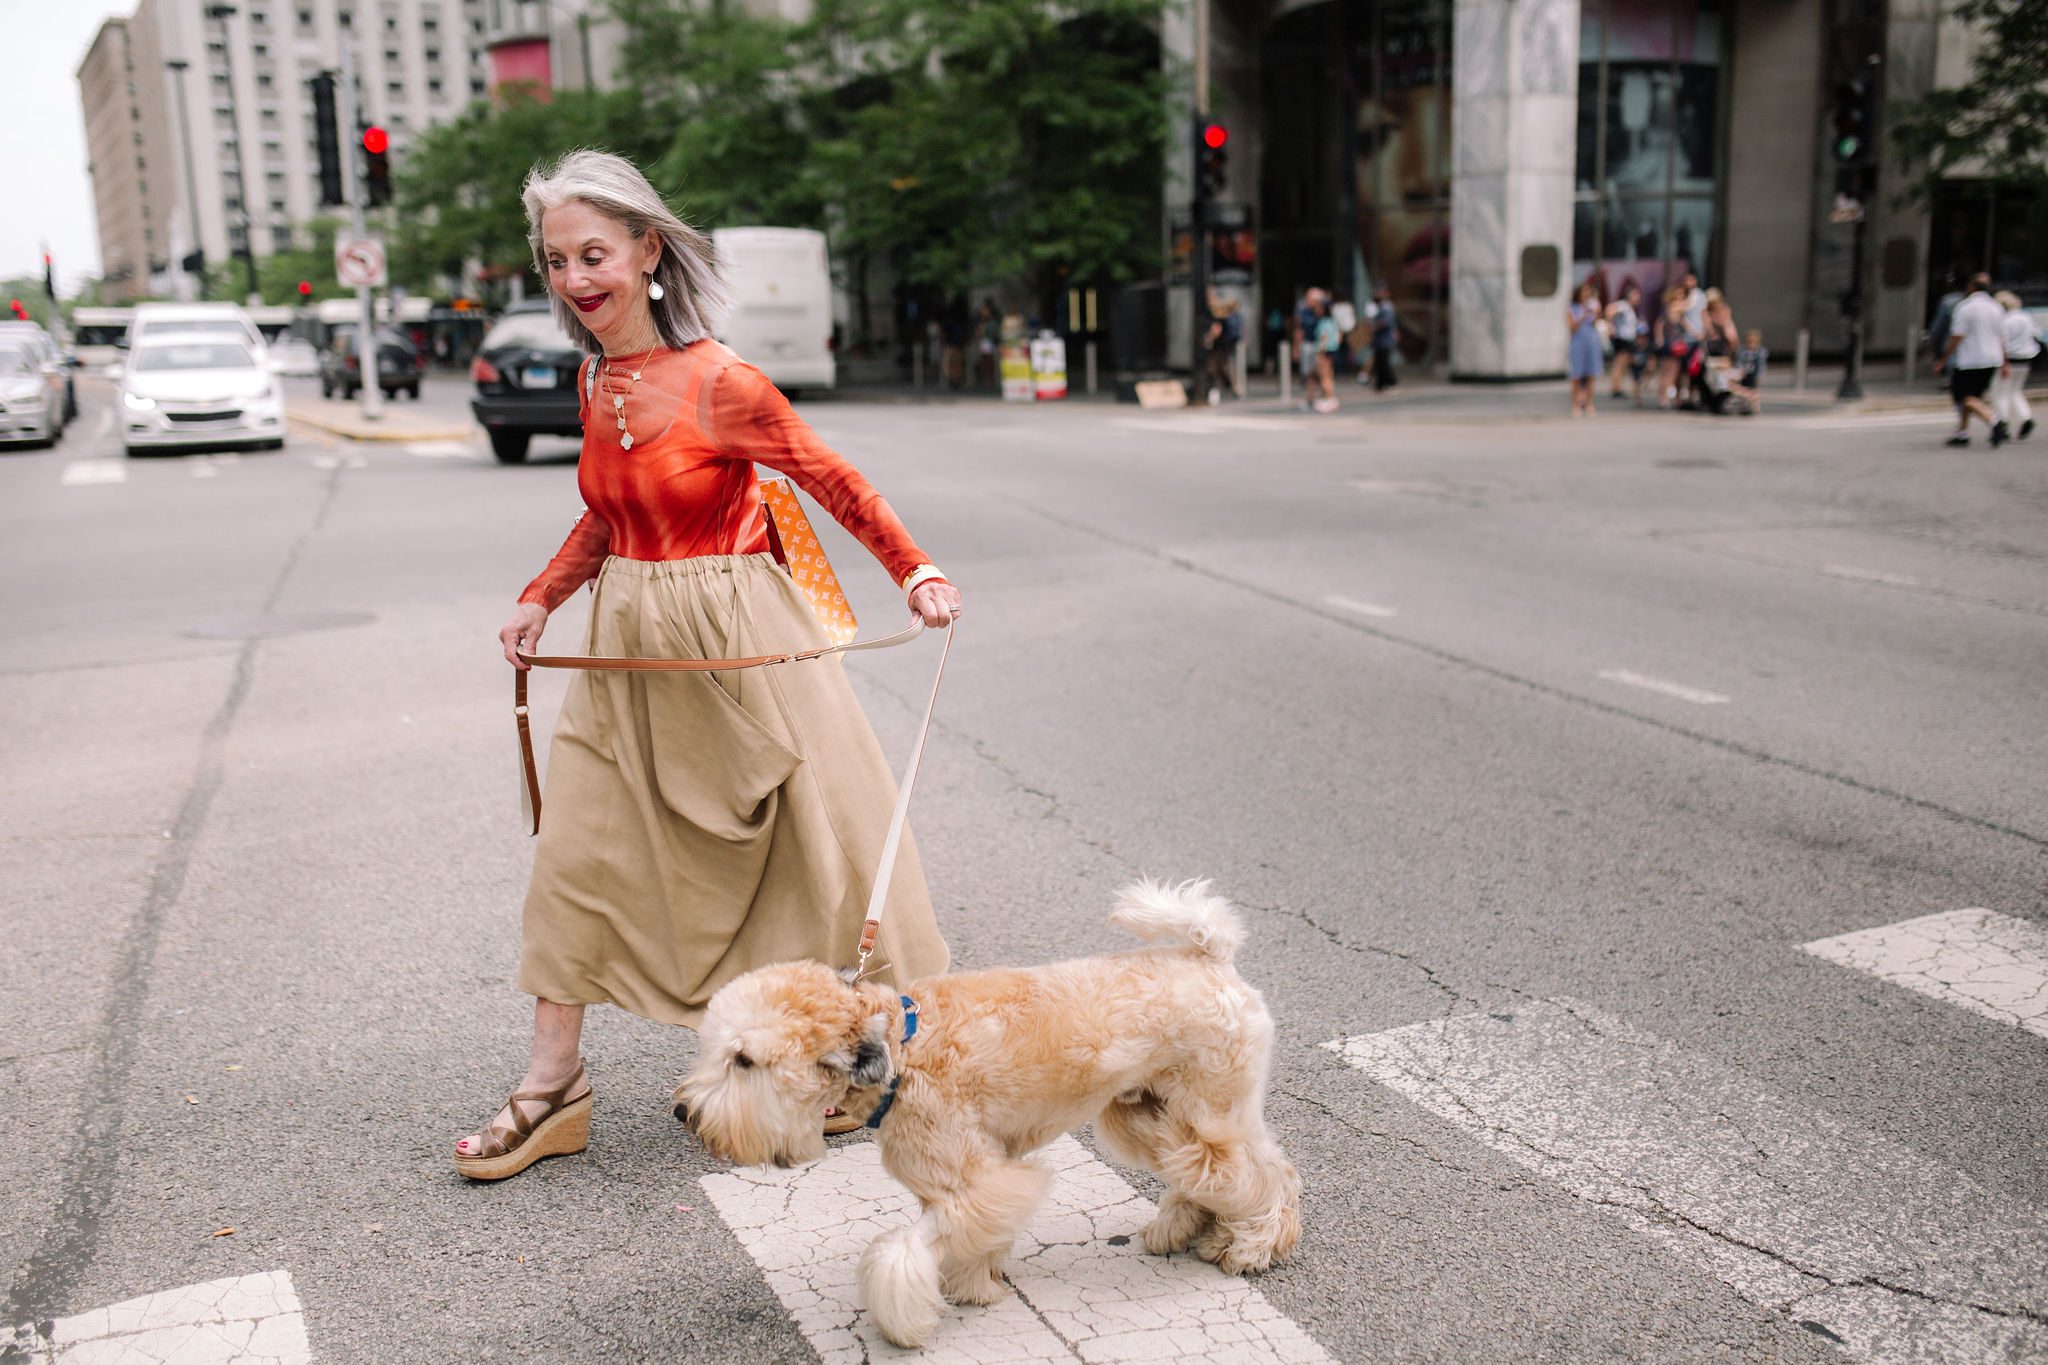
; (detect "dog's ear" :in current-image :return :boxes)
[822,1011,894,1087]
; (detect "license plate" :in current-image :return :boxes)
[523,366,557,388]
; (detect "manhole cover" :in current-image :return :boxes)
[1655,457,1725,469]
[185,610,377,640]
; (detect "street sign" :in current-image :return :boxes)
[335,237,388,288]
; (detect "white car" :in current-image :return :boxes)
[268,336,321,377]
[0,343,61,445]
[127,302,267,356]
[119,332,287,455]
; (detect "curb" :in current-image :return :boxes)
[286,405,477,443]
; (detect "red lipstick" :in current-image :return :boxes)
[571,293,606,313]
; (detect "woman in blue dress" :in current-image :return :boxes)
[1567,281,1604,416]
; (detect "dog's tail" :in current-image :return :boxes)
[1109,878,1244,962]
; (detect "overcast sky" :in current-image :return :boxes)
[4,6,138,294]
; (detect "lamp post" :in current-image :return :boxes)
[204,4,261,302]
[163,58,208,301]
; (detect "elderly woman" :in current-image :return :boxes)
[455,150,960,1180]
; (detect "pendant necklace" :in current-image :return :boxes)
[603,351,650,450]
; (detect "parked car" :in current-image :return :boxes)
[118,332,286,456]
[321,326,423,400]
[269,336,321,377]
[0,342,61,446]
[469,302,584,463]
[0,322,74,424]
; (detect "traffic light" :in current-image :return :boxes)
[8,299,26,321]
[362,125,391,206]
[1196,121,1229,202]
[297,280,313,300]
[1831,79,1872,163]
[311,73,344,206]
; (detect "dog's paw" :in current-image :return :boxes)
[1143,1193,1213,1255]
[941,1267,1010,1306]
[1196,1221,1284,1275]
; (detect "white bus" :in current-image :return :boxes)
[712,227,835,394]
[70,307,134,366]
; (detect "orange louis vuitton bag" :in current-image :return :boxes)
[755,476,859,646]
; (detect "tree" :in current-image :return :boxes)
[1891,0,2048,205]
[255,218,360,305]
[393,87,663,295]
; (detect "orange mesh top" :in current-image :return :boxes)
[518,341,937,612]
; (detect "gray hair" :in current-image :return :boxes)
[523,149,730,355]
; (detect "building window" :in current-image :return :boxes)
[1573,0,1726,299]
[388,81,404,95]
[273,226,294,251]
[339,10,353,26]
[425,47,440,62]
[385,15,398,31]
[257,73,274,89]
[470,77,485,95]
[254,42,268,56]
[385,48,400,62]
[298,9,313,28]
[270,199,287,215]
[428,78,443,96]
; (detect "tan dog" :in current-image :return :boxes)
[678,879,1301,1348]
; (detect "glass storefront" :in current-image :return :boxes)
[1572,0,1725,302]
[1262,0,1452,366]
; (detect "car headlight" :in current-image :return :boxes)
[122,391,156,411]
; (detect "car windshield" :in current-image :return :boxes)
[334,328,414,352]
[0,348,36,375]
[133,342,257,372]
[139,318,251,341]
[483,311,575,351]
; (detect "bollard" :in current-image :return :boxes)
[1794,328,1810,391]
[1234,342,1248,400]
[1085,339,1098,395]
[1903,325,1916,385]
[1279,341,1291,402]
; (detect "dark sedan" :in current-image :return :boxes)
[470,303,584,464]
[321,326,424,400]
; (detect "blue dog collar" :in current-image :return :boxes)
[865,995,920,1130]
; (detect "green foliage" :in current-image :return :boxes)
[0,277,52,328]
[398,0,1170,303]
[1891,0,2048,205]
[255,219,360,305]
[394,87,663,294]
[801,0,1170,293]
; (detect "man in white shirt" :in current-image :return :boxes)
[1992,290,2040,440]
[1938,273,2010,447]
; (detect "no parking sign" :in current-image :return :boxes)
[334,237,388,288]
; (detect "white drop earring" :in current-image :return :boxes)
[647,275,665,301]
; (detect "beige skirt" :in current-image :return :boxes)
[517,553,949,1027]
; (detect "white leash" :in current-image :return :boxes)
[855,620,955,974]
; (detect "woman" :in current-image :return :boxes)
[1993,290,2039,440]
[1605,284,1641,401]
[1567,281,1604,416]
[455,150,961,1180]
[1365,283,1399,393]
[1652,290,1694,409]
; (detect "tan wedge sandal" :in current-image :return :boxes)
[454,1062,593,1181]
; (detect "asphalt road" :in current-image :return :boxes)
[3,374,2044,1364]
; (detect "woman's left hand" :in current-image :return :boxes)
[910,580,962,628]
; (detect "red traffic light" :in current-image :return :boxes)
[1202,123,1228,149]
[298,280,313,297]
[362,125,389,155]
[8,299,25,319]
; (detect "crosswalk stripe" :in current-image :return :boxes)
[1325,1001,2048,1364]
[1803,908,2048,1040]
[700,1134,1331,1364]
[7,1269,309,1364]
[61,459,126,485]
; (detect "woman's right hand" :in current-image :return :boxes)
[502,603,549,669]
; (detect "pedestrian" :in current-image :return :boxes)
[1652,290,1696,409]
[1312,294,1342,413]
[1731,328,1768,412]
[1293,288,1322,409]
[1364,283,1399,393]
[456,149,961,1181]
[1567,281,1604,416]
[1204,292,1242,405]
[975,300,999,390]
[1679,271,1706,340]
[1936,273,2009,448]
[1606,284,1641,401]
[941,298,969,390]
[1992,290,2038,439]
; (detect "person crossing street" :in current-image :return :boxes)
[1937,274,2009,448]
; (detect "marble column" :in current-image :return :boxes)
[1450,0,1581,380]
